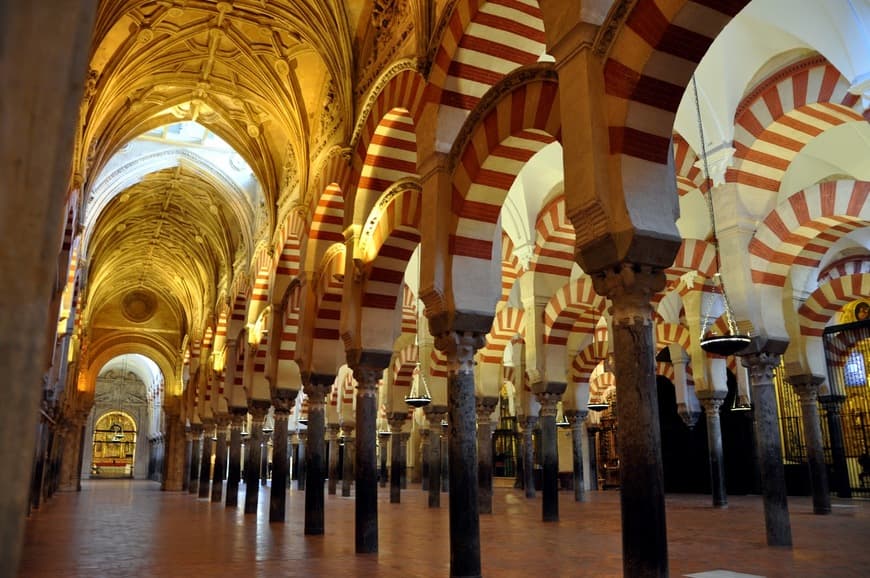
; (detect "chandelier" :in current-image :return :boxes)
[405,248,431,408]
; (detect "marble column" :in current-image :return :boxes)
[353,355,389,554]
[163,411,186,491]
[188,425,202,495]
[699,394,728,508]
[225,409,245,507]
[389,414,406,503]
[244,401,270,515]
[791,375,830,515]
[378,432,390,488]
[182,428,192,492]
[297,433,307,490]
[743,350,792,547]
[58,415,85,492]
[400,433,409,489]
[437,329,486,578]
[327,424,341,496]
[423,405,446,507]
[341,425,355,497]
[476,396,497,514]
[538,392,562,522]
[260,433,270,486]
[211,416,228,502]
[440,421,449,493]
[819,395,850,498]
[303,378,331,535]
[420,428,431,491]
[565,410,588,502]
[592,264,668,577]
[519,416,537,498]
[198,421,213,499]
[269,391,296,523]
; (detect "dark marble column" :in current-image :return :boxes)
[538,391,563,522]
[424,405,446,507]
[260,432,270,486]
[420,428,431,491]
[476,396,497,514]
[244,401,270,515]
[297,433,306,490]
[743,350,792,547]
[225,409,245,507]
[400,433,409,489]
[437,329,485,578]
[565,410,587,502]
[188,425,202,495]
[182,428,192,493]
[792,375,830,515]
[327,424,341,495]
[819,395,850,498]
[389,413,406,503]
[211,416,228,502]
[303,377,331,535]
[519,416,537,498]
[378,431,390,488]
[699,394,728,508]
[592,264,668,577]
[269,391,296,523]
[353,355,389,554]
[198,421,213,499]
[341,425,355,497]
[441,421,450,492]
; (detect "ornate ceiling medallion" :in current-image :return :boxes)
[122,290,157,323]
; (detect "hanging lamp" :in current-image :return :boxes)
[692,76,751,357]
[405,248,432,408]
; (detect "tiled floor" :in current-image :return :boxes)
[18,480,870,577]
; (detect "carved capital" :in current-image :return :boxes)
[272,389,298,414]
[700,397,725,415]
[340,424,356,436]
[248,399,271,423]
[741,351,781,384]
[388,411,407,432]
[476,396,498,421]
[518,415,538,432]
[592,263,664,327]
[435,330,485,375]
[537,392,562,417]
[327,423,340,439]
[423,404,447,427]
[564,409,588,427]
[791,374,824,406]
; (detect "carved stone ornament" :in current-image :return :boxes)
[591,263,664,327]
[742,351,781,384]
[435,331,484,375]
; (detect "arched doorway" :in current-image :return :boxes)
[91,411,137,478]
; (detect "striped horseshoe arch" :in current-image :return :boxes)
[544,277,606,346]
[798,273,870,337]
[818,256,870,286]
[749,181,870,286]
[533,195,576,279]
[479,306,525,365]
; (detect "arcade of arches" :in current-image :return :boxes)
[3,1,870,577]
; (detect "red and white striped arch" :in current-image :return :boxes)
[664,238,717,289]
[544,277,606,346]
[480,307,525,364]
[430,348,448,379]
[360,185,422,311]
[798,273,870,337]
[313,247,346,342]
[532,195,575,278]
[729,56,864,196]
[247,246,273,324]
[276,283,303,382]
[310,184,345,245]
[355,109,419,221]
[656,361,675,382]
[273,209,307,300]
[430,0,546,129]
[354,67,426,161]
[499,233,524,306]
[605,1,747,165]
[818,256,870,286]
[655,322,691,352]
[749,181,870,286]
[392,344,419,389]
[672,133,706,197]
[400,284,418,336]
[451,75,560,263]
[213,306,229,358]
[590,370,615,398]
[570,343,603,386]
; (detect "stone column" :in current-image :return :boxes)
[400,432,410,489]
[538,392,562,522]
[225,409,245,507]
[211,416,229,502]
[441,420,450,492]
[269,391,296,523]
[303,378,331,535]
[743,350,792,547]
[565,409,588,502]
[519,415,537,498]
[182,428,192,492]
[260,432,270,486]
[58,419,82,492]
[699,394,728,508]
[297,433,307,490]
[198,421,213,499]
[420,428,431,491]
[791,375,830,515]
[436,329,486,578]
[353,355,389,554]
[378,431,390,488]
[244,401,269,515]
[163,410,186,491]
[423,405,446,507]
[819,395,850,498]
[188,425,202,495]
[476,396,497,514]
[327,424,341,495]
[389,413,406,503]
[592,264,668,577]
[341,425,355,497]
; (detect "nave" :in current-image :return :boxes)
[19,480,870,578]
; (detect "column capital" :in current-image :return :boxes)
[591,263,665,326]
[518,415,538,431]
[302,381,332,407]
[340,421,356,434]
[790,374,824,404]
[272,388,299,414]
[741,351,782,383]
[537,391,562,417]
[476,396,498,421]
[564,409,588,427]
[248,399,271,422]
[326,423,340,438]
[388,412,407,432]
[435,330,485,375]
[699,397,725,414]
[423,404,448,427]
